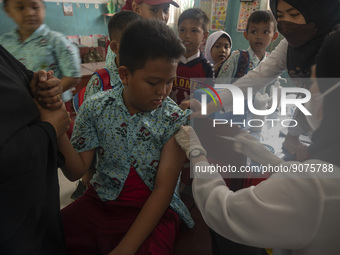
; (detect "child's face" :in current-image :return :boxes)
[210,36,231,64]
[134,3,170,23]
[178,19,208,58]
[5,0,45,35]
[119,57,177,114]
[244,21,278,57]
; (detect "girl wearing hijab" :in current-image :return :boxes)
[204,31,232,76]
[175,29,340,255]
[182,0,340,161]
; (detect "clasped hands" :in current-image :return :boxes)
[30,70,63,110]
[30,70,70,138]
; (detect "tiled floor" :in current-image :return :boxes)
[58,168,77,209]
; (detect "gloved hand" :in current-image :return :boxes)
[175,126,206,159]
[234,132,284,166]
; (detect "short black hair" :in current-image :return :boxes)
[246,9,277,32]
[178,8,209,33]
[108,11,141,41]
[119,19,185,74]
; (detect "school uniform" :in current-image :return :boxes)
[0,24,81,102]
[171,52,214,105]
[217,47,270,83]
[61,85,194,254]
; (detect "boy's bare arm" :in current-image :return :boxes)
[57,134,95,182]
[60,76,80,92]
[109,135,186,255]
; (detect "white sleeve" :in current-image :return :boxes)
[218,39,288,112]
[192,160,322,249]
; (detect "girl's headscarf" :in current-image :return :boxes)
[204,31,232,65]
[308,30,340,167]
[270,0,340,83]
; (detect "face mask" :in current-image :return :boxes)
[278,21,318,48]
[304,82,340,130]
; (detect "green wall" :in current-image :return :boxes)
[0,2,120,36]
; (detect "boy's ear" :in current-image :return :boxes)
[243,31,249,41]
[132,1,140,14]
[272,31,279,41]
[118,66,129,86]
[110,40,119,54]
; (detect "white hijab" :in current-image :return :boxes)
[204,31,232,64]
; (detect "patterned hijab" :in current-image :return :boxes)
[270,0,340,85]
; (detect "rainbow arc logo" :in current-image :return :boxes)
[198,83,223,106]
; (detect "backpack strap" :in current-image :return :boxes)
[73,86,86,114]
[73,68,111,114]
[94,68,111,91]
[232,50,250,82]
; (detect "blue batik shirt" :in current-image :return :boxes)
[71,84,194,228]
[0,24,81,101]
[84,49,121,100]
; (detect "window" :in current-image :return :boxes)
[168,0,194,29]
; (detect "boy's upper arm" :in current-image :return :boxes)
[154,135,186,191]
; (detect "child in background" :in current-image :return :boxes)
[70,11,142,200]
[104,0,179,75]
[128,0,178,22]
[0,0,81,103]
[84,11,141,100]
[171,8,214,105]
[58,19,194,255]
[205,31,232,76]
[217,9,278,82]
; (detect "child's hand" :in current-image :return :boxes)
[30,70,63,110]
[33,99,70,138]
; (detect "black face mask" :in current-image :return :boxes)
[278,21,318,48]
